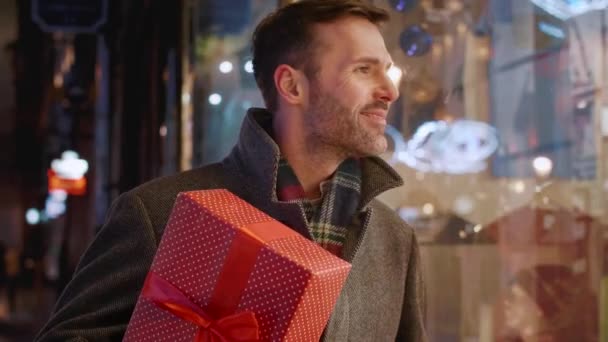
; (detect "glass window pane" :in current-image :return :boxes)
[375,1,607,341]
[192,0,276,166]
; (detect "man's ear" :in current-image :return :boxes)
[274,64,306,105]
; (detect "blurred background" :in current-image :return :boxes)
[0,0,608,341]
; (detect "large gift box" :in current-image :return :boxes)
[123,189,351,341]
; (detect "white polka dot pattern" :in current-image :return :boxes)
[124,190,351,342]
[269,238,351,341]
[236,246,310,341]
[152,200,235,310]
[186,189,273,227]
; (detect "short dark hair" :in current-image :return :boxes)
[251,0,389,112]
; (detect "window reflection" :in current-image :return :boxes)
[374,1,607,341]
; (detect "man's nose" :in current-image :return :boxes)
[377,73,399,104]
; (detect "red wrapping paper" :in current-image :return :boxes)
[123,189,351,342]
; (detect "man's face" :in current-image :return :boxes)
[302,16,399,158]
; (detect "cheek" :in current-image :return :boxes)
[335,78,370,105]
[341,92,367,115]
[330,89,361,114]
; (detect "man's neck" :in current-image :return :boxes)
[273,111,344,200]
[283,146,342,200]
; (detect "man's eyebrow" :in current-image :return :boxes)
[351,57,394,70]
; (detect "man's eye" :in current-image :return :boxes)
[356,66,371,73]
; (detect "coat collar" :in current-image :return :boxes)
[223,108,404,210]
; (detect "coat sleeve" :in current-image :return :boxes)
[396,232,428,341]
[34,191,158,342]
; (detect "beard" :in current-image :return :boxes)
[304,85,388,159]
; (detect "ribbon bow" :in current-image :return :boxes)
[142,272,260,342]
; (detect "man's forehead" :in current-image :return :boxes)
[313,16,383,39]
[312,17,391,60]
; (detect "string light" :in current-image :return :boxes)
[219,61,233,74]
[533,156,553,178]
[208,93,222,106]
[244,60,254,74]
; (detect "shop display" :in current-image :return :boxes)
[388,119,498,174]
[483,205,601,341]
[530,0,608,20]
[399,25,433,57]
[495,264,597,341]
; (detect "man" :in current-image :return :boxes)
[35,1,427,340]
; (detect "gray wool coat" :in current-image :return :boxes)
[35,109,427,342]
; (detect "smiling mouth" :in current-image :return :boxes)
[361,111,387,123]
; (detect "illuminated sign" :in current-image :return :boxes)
[51,150,89,179]
[48,150,89,195]
[48,169,87,195]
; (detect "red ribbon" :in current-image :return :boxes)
[200,220,298,319]
[142,272,260,342]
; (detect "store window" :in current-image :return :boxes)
[375,0,607,341]
[189,0,608,340]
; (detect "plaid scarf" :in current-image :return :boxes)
[276,157,362,256]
